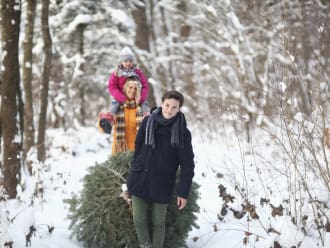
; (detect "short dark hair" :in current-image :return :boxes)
[161,91,184,107]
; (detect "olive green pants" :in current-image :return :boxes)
[132,195,168,248]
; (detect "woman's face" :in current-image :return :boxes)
[161,98,180,119]
[125,81,138,100]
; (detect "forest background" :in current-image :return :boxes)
[0,0,329,247]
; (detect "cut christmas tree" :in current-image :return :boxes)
[64,151,200,248]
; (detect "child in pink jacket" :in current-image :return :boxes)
[108,47,150,119]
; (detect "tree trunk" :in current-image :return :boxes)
[299,0,312,116]
[319,3,330,115]
[132,1,156,108]
[148,0,174,94]
[23,0,37,162]
[0,79,2,159]
[37,0,52,162]
[0,0,22,198]
[176,1,197,112]
[77,24,86,125]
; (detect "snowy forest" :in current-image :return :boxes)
[0,0,330,247]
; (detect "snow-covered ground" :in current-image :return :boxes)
[2,128,110,248]
[1,126,329,247]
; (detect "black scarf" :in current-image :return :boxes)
[145,107,185,149]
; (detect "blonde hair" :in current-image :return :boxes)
[123,78,141,101]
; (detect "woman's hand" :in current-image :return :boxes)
[135,95,141,106]
[177,197,187,210]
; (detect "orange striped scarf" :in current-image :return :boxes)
[114,100,143,153]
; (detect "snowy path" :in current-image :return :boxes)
[7,127,111,248]
[6,127,329,248]
[8,127,224,248]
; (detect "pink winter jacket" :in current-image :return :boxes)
[108,67,149,104]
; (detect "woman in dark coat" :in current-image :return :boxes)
[126,90,195,248]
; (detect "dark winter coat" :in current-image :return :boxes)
[126,112,195,204]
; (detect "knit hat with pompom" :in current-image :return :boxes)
[119,47,134,62]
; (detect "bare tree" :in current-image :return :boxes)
[131,0,156,108]
[22,0,37,162]
[0,0,22,198]
[147,0,174,94]
[37,0,52,162]
[0,77,2,155]
[175,1,197,112]
[0,78,2,166]
[77,23,86,125]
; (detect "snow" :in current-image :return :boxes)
[110,9,136,29]
[2,127,111,248]
[24,62,32,68]
[1,125,329,248]
[66,14,92,33]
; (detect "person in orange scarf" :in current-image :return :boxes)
[111,76,145,155]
